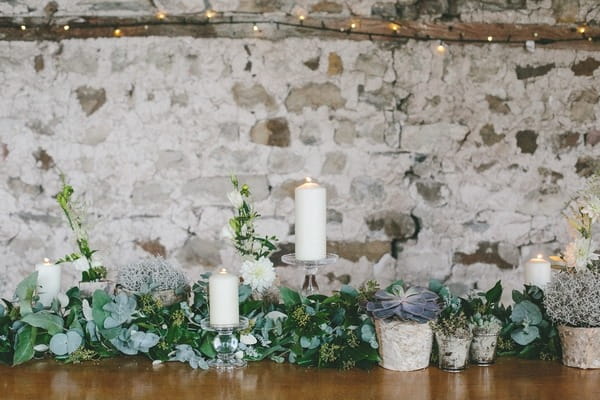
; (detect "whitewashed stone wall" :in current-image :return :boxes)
[1,1,600,302]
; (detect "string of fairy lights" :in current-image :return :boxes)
[4,9,599,53]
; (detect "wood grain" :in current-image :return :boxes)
[1,357,599,400]
[0,15,599,50]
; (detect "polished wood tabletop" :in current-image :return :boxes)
[1,357,599,400]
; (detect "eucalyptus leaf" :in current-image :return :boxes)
[13,325,36,365]
[49,330,82,356]
[511,300,542,325]
[511,325,540,346]
[92,290,112,327]
[340,285,358,298]
[21,311,64,335]
[103,293,137,329]
[15,272,38,316]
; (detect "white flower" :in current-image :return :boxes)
[220,224,235,240]
[227,190,244,209]
[73,257,90,271]
[82,299,93,321]
[582,195,600,222]
[240,257,276,293]
[33,344,49,352]
[235,351,244,360]
[564,238,599,271]
[240,334,257,345]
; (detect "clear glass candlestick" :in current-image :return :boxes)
[200,317,249,370]
[281,253,338,295]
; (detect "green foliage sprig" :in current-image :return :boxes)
[226,176,278,261]
[498,285,561,360]
[55,176,107,282]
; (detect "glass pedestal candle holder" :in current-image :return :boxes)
[200,317,249,370]
[281,253,338,295]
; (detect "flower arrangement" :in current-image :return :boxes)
[429,280,470,338]
[55,176,107,282]
[464,281,504,334]
[224,176,278,294]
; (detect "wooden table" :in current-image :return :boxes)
[1,357,599,399]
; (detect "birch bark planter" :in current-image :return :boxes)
[115,285,190,306]
[78,280,114,298]
[435,333,472,372]
[374,319,433,371]
[558,326,600,369]
[470,327,500,365]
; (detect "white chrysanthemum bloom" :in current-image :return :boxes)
[240,257,276,292]
[582,195,600,222]
[227,190,244,209]
[564,238,599,271]
[73,257,90,271]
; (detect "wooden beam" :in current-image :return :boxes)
[0,14,599,50]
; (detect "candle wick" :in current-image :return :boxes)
[305,177,312,183]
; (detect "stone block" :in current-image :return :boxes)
[321,152,347,175]
[232,83,276,111]
[285,83,346,112]
[516,130,538,154]
[176,237,222,267]
[327,52,343,76]
[401,123,469,153]
[366,211,416,240]
[75,86,106,116]
[267,149,304,174]
[571,58,600,77]
[350,176,385,203]
[250,118,291,147]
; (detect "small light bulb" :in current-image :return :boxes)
[20,25,26,31]
[350,22,356,29]
[487,36,493,42]
[305,177,312,183]
[537,254,543,259]
[144,25,149,30]
[578,26,586,34]
[253,24,259,32]
[299,15,305,21]
[113,28,122,37]
[206,10,216,19]
[63,25,70,31]
[436,43,446,54]
[156,11,166,20]
[533,32,538,37]
[390,23,399,32]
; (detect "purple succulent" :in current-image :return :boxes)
[366,286,442,323]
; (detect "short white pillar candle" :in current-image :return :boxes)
[35,258,61,307]
[208,268,239,327]
[294,177,327,261]
[524,254,552,289]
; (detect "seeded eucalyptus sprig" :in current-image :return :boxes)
[227,175,278,260]
[55,175,107,282]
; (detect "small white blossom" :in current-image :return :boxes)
[564,238,599,271]
[240,333,257,345]
[581,195,600,222]
[240,257,276,293]
[265,311,287,321]
[33,344,49,352]
[73,257,90,271]
[227,190,244,209]
[235,351,244,360]
[82,299,93,321]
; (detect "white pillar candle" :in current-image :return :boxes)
[294,177,327,261]
[209,268,239,327]
[35,258,61,307]
[524,254,552,288]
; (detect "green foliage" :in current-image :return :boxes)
[498,285,561,360]
[464,281,505,333]
[227,175,278,260]
[55,176,107,282]
[15,272,38,316]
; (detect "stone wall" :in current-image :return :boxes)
[1,1,600,302]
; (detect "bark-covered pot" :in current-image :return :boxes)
[116,285,190,306]
[435,333,472,372]
[470,326,501,365]
[374,319,433,371]
[558,326,600,369]
[78,280,115,298]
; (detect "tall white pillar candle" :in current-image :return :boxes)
[524,254,552,288]
[209,268,239,327]
[294,177,327,261]
[35,258,61,307]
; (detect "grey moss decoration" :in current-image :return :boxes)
[544,271,600,328]
[117,257,187,292]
